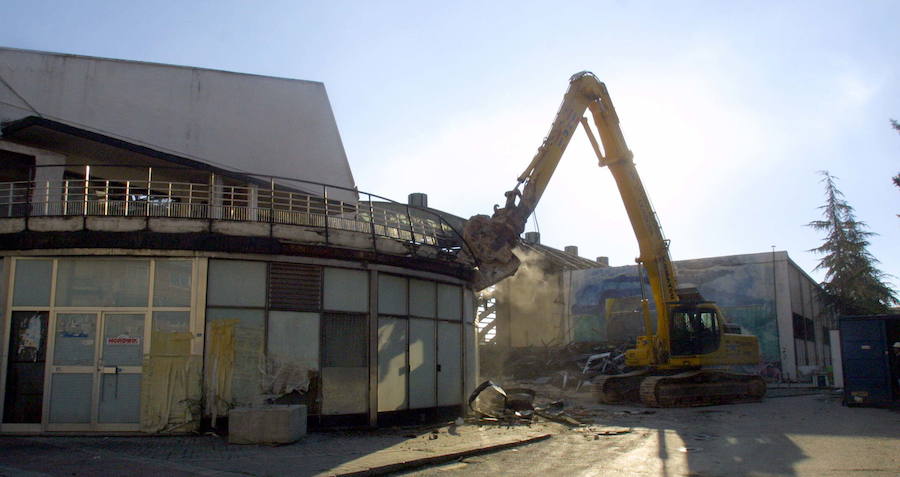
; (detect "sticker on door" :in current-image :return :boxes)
[106,336,140,345]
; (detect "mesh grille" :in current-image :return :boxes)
[322,313,368,367]
[268,262,322,311]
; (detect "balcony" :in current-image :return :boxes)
[0,176,469,260]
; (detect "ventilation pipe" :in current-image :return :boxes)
[524,232,541,244]
[408,193,428,208]
[596,256,609,267]
[564,245,579,256]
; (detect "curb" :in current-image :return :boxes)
[333,433,553,476]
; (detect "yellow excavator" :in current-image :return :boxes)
[463,72,766,407]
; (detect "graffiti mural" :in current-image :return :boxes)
[569,254,781,363]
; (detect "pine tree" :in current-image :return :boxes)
[808,171,898,315]
[893,120,899,189]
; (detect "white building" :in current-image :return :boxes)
[0,48,478,434]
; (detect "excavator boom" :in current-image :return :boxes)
[464,73,677,343]
[464,72,765,407]
[465,74,660,285]
[464,72,597,290]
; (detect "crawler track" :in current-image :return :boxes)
[593,369,649,404]
[596,369,766,407]
[639,370,766,407]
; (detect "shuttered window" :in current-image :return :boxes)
[268,262,322,311]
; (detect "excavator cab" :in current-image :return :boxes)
[669,305,721,356]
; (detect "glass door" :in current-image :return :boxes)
[46,313,98,431]
[45,312,145,431]
[97,313,144,430]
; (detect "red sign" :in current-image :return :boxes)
[106,337,140,345]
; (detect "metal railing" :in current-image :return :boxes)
[0,177,467,256]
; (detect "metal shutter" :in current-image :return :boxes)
[268,262,322,311]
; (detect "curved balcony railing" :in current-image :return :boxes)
[0,177,470,258]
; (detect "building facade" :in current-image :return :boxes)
[0,48,478,434]
[567,251,834,381]
[485,247,834,382]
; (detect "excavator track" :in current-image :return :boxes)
[639,370,766,407]
[593,369,649,404]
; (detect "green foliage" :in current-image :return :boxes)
[893,119,899,204]
[808,171,898,315]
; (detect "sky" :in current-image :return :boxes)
[1,0,898,292]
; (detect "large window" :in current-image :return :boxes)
[793,313,815,342]
[4,257,195,429]
[56,259,150,307]
[670,307,720,356]
[320,268,368,416]
[377,275,463,412]
[205,260,267,409]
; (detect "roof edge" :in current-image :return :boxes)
[1,115,270,187]
[0,46,324,86]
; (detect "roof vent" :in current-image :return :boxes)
[596,256,609,267]
[524,232,541,244]
[564,245,579,256]
[408,193,428,208]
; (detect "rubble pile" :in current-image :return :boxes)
[468,379,654,425]
[480,342,631,391]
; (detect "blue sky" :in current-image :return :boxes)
[2,1,898,291]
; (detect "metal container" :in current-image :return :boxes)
[839,314,900,406]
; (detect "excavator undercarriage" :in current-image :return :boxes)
[594,369,767,408]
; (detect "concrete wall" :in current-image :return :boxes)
[0,47,355,201]
[0,251,475,433]
[566,251,833,380]
[784,255,832,378]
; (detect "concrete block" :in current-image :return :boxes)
[374,237,407,255]
[272,224,326,244]
[228,405,307,445]
[211,221,270,237]
[86,216,146,232]
[416,246,438,259]
[148,218,208,234]
[329,230,373,250]
[28,216,83,232]
[0,218,26,234]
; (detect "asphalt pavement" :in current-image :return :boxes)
[0,391,897,477]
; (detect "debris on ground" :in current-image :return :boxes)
[468,380,537,423]
[479,342,631,391]
[533,409,583,427]
[615,410,656,416]
[469,379,611,427]
[595,427,632,436]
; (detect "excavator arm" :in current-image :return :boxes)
[464,72,680,333]
[464,72,599,290]
[583,82,679,361]
[463,72,765,407]
[465,72,765,406]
